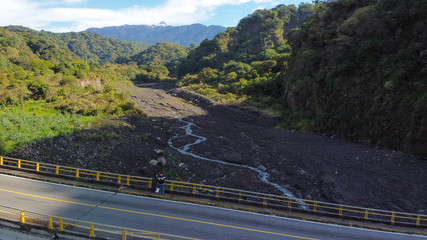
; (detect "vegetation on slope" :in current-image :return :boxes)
[176,0,426,155]
[5,25,149,63]
[119,42,190,78]
[0,27,144,155]
[177,4,314,113]
[283,0,426,154]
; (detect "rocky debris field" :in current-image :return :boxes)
[11,82,427,214]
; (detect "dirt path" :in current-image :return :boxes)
[132,82,427,214]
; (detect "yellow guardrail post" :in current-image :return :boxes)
[118,175,122,184]
[364,209,369,220]
[56,166,59,175]
[48,216,53,229]
[416,216,421,226]
[20,210,25,224]
[122,228,127,240]
[192,184,196,194]
[238,192,243,202]
[170,182,174,191]
[263,196,267,207]
[148,179,152,188]
[339,205,343,216]
[313,202,318,212]
[59,218,64,231]
[156,233,161,239]
[215,188,220,198]
[126,176,130,186]
[36,163,40,171]
[288,200,292,209]
[363,209,369,219]
[96,172,100,181]
[18,160,21,168]
[0,156,3,165]
[90,223,95,237]
[391,212,395,224]
[76,169,79,178]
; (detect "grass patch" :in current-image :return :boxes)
[0,100,103,155]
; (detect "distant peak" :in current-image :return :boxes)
[156,21,168,27]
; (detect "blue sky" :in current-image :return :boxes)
[0,0,309,32]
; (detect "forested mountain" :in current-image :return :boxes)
[176,0,427,155]
[128,42,190,76]
[177,4,314,109]
[84,23,226,47]
[5,25,149,63]
[0,26,143,154]
[284,0,426,154]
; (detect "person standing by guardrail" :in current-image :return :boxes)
[152,174,158,192]
[158,173,165,194]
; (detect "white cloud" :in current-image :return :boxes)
[0,0,276,32]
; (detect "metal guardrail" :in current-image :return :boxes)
[0,204,197,240]
[1,156,426,228]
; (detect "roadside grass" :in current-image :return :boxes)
[0,100,104,155]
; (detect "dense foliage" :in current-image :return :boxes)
[177,1,426,155]
[0,27,144,154]
[283,0,426,154]
[122,42,190,77]
[85,23,226,47]
[5,25,149,63]
[177,4,314,112]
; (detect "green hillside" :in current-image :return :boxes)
[129,42,190,76]
[0,27,143,154]
[176,4,314,109]
[5,25,149,63]
[176,1,427,155]
[283,0,426,154]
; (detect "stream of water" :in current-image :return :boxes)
[167,118,304,203]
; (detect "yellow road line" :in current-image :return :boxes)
[0,188,320,240]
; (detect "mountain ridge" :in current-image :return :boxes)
[84,23,226,46]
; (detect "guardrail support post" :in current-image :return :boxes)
[364,209,369,220]
[76,169,79,178]
[90,223,95,237]
[238,192,243,202]
[59,218,64,231]
[192,184,196,194]
[0,156,3,165]
[263,196,267,207]
[215,188,220,198]
[288,200,292,209]
[48,216,53,229]
[118,175,121,184]
[416,216,421,226]
[148,179,152,188]
[156,233,161,239]
[170,182,174,191]
[18,160,21,168]
[390,212,395,224]
[96,172,100,181]
[36,163,40,171]
[126,176,130,186]
[339,205,343,216]
[313,202,318,212]
[56,166,59,175]
[122,228,127,240]
[20,210,25,224]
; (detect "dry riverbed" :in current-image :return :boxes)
[11,82,427,214]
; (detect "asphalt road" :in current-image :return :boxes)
[0,174,425,240]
